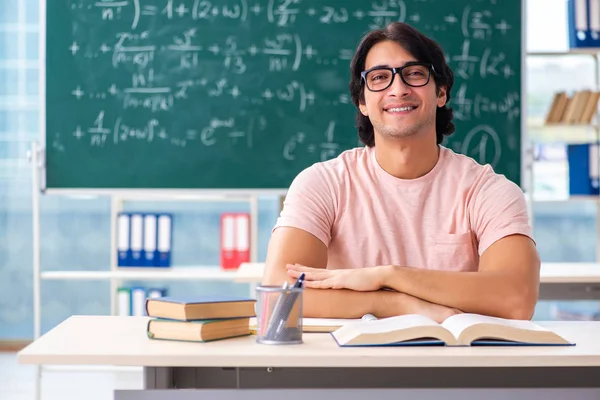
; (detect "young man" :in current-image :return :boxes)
[262,22,540,323]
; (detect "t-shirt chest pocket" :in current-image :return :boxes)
[427,231,478,272]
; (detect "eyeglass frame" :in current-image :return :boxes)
[360,62,436,92]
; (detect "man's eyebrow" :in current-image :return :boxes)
[365,64,390,71]
[365,61,421,70]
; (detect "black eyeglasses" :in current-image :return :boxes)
[361,62,435,92]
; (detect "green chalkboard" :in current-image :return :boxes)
[45,0,522,190]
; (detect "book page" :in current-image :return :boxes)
[351,314,439,334]
[441,313,549,339]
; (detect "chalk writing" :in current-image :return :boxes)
[48,0,521,189]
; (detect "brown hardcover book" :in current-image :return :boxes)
[145,296,256,321]
[544,92,563,124]
[564,90,591,124]
[555,95,571,123]
[579,91,600,124]
[147,317,251,342]
[548,92,569,123]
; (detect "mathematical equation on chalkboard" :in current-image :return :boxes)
[53,109,341,163]
[53,0,519,169]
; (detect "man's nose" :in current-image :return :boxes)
[387,73,412,97]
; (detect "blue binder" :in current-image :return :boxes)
[142,213,158,267]
[157,213,173,267]
[567,143,600,195]
[568,0,600,49]
[147,287,168,299]
[117,213,131,267]
[131,286,147,316]
[129,213,144,267]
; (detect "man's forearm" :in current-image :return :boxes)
[302,287,457,322]
[379,265,536,320]
[302,287,392,318]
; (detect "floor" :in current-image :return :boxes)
[0,352,143,400]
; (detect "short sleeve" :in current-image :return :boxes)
[470,174,535,256]
[273,164,337,247]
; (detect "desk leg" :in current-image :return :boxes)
[143,367,174,389]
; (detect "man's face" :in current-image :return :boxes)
[359,40,446,142]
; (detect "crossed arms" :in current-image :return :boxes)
[262,226,541,322]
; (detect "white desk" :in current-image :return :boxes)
[17,316,600,399]
[539,263,600,300]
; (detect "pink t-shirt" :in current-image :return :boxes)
[273,145,534,272]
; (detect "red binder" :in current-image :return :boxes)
[235,213,250,267]
[220,212,250,269]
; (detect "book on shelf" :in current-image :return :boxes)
[331,313,574,347]
[563,90,591,124]
[544,91,569,124]
[545,90,600,125]
[147,317,252,342]
[145,295,256,321]
[581,91,600,123]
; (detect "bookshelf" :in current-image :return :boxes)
[527,50,600,137]
[29,141,271,342]
[39,265,264,282]
[526,49,600,262]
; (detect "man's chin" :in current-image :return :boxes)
[379,128,419,139]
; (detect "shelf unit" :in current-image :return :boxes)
[526,50,600,262]
[29,141,275,343]
[40,266,253,282]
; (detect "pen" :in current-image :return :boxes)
[263,281,289,338]
[293,273,305,288]
[264,273,305,341]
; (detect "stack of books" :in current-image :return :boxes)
[544,90,600,125]
[145,295,256,342]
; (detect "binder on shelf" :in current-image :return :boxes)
[220,212,250,270]
[117,286,168,316]
[568,0,600,49]
[220,213,237,269]
[130,213,144,267]
[117,213,130,267]
[147,287,168,299]
[567,142,600,195]
[117,287,132,316]
[157,213,172,267]
[131,287,147,316]
[143,213,158,267]
[235,213,250,267]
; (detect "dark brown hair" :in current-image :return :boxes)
[349,22,455,146]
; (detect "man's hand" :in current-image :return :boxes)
[287,263,385,291]
[400,294,463,323]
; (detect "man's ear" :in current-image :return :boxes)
[437,86,447,108]
[359,101,368,116]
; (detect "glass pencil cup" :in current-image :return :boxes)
[255,285,304,345]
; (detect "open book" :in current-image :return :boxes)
[331,313,574,347]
